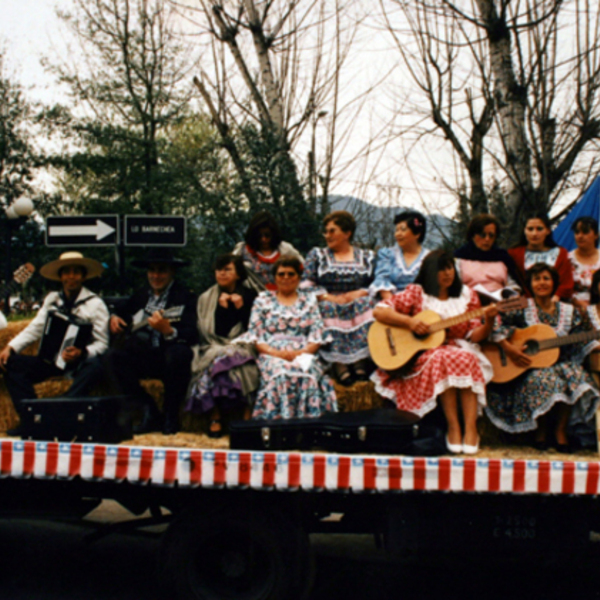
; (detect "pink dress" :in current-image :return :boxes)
[370,284,493,417]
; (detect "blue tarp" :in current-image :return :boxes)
[553,177,600,250]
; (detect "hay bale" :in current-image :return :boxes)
[334,380,385,412]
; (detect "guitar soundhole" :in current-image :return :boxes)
[413,332,429,341]
[523,340,539,356]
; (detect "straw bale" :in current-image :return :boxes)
[334,380,385,412]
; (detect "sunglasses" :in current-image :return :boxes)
[475,231,496,239]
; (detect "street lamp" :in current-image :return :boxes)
[4,197,34,314]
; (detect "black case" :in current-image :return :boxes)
[20,396,134,444]
[229,409,446,456]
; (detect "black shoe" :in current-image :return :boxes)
[556,443,572,454]
[207,419,225,439]
[133,404,163,434]
[5,426,22,437]
[162,414,179,435]
[533,440,549,451]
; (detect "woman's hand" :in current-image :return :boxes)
[343,289,369,303]
[408,317,430,336]
[501,341,532,368]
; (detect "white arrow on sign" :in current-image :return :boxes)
[49,219,116,241]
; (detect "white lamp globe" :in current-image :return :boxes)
[5,205,18,220]
[13,197,34,217]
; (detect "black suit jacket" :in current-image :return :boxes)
[115,281,198,348]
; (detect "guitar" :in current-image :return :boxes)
[1,263,36,303]
[111,305,186,349]
[368,295,527,371]
[482,324,600,383]
[130,305,185,334]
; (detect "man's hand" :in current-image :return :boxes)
[110,315,127,334]
[0,346,13,370]
[147,310,174,336]
[61,346,82,364]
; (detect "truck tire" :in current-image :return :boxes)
[159,502,314,600]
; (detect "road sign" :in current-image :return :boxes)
[125,216,186,246]
[45,215,119,247]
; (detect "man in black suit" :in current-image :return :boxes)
[106,249,198,434]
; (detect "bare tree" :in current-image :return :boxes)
[177,0,374,222]
[380,0,600,238]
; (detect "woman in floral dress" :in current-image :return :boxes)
[485,263,599,452]
[241,256,337,420]
[301,210,376,385]
[370,250,497,454]
[233,210,303,292]
[568,216,600,311]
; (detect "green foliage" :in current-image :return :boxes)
[234,123,321,253]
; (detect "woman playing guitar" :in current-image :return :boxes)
[370,250,497,455]
[484,263,599,453]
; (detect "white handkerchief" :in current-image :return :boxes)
[292,353,315,372]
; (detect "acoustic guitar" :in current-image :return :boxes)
[482,324,600,383]
[368,296,527,371]
[1,263,36,304]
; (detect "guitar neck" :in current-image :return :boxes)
[429,307,485,333]
[538,328,600,351]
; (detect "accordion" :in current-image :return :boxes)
[38,309,93,370]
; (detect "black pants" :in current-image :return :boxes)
[5,354,105,414]
[104,343,193,420]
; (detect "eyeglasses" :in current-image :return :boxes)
[475,232,496,239]
[276,271,298,278]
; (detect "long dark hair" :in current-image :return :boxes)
[590,269,600,305]
[245,211,283,252]
[517,213,556,248]
[414,250,462,298]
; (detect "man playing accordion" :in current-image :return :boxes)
[0,252,109,433]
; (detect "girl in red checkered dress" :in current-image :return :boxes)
[370,250,497,454]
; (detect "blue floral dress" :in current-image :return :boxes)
[239,291,337,420]
[369,246,429,297]
[485,299,599,433]
[301,246,376,364]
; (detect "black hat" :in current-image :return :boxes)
[131,248,189,268]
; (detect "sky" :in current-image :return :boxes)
[0,0,70,104]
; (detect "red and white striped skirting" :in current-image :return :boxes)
[0,439,599,495]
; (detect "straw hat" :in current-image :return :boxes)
[39,251,104,281]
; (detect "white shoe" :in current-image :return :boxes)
[462,438,480,455]
[446,435,462,454]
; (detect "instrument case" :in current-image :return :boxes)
[229,408,446,456]
[20,396,134,444]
